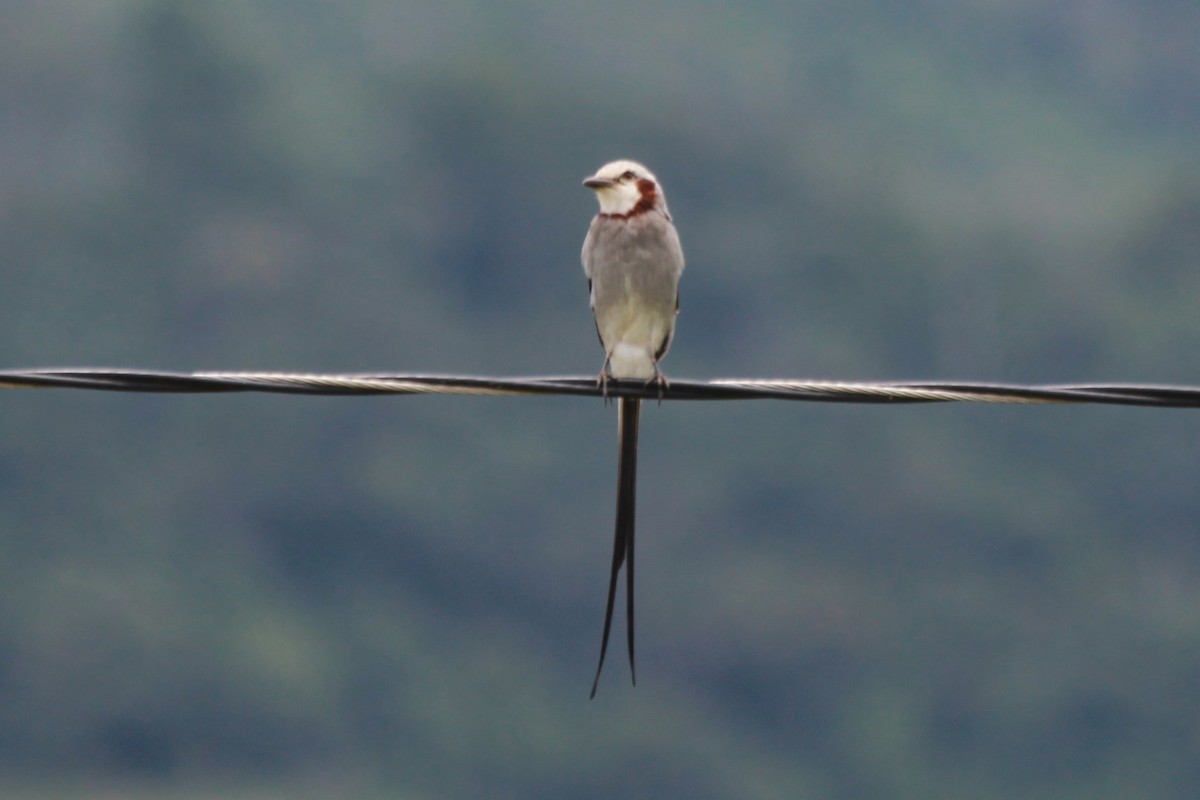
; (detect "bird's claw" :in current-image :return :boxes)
[597,358,613,406]
[646,365,668,405]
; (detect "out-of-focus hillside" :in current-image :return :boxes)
[1,2,1198,798]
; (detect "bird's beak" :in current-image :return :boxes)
[583,176,614,190]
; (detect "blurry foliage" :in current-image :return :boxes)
[1,1,1199,798]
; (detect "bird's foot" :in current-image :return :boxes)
[596,359,613,406]
[646,365,669,405]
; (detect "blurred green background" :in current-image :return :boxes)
[2,1,1199,798]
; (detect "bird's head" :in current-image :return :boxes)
[583,159,666,218]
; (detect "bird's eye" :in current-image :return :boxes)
[620,170,637,181]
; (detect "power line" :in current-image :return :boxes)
[2,368,1200,407]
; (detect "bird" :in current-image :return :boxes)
[581,159,685,697]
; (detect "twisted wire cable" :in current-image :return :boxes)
[3,368,1200,408]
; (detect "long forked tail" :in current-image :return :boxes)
[590,396,640,698]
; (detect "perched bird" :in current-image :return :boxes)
[581,159,685,697]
